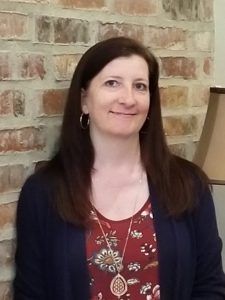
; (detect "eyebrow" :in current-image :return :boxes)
[104,76,122,80]
[134,78,149,82]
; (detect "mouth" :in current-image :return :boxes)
[110,111,137,116]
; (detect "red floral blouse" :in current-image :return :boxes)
[86,200,160,300]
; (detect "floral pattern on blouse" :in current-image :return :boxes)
[86,200,160,300]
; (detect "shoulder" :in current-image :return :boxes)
[20,170,50,198]
[192,184,215,225]
[16,170,66,246]
[21,171,48,192]
[17,171,53,220]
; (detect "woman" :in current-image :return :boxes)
[14,37,225,299]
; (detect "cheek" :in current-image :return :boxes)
[87,99,108,122]
[88,101,107,114]
[141,97,150,114]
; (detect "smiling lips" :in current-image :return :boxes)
[110,111,137,116]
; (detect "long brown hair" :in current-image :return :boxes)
[39,37,208,226]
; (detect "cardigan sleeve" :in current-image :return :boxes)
[13,175,48,300]
[191,186,225,299]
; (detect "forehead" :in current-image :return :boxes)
[96,55,149,79]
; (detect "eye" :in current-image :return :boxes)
[134,82,148,91]
[104,80,120,87]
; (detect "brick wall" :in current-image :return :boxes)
[0,0,214,297]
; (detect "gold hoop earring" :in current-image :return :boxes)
[80,113,89,129]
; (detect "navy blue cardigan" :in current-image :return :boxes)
[14,173,225,299]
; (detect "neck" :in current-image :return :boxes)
[91,131,141,174]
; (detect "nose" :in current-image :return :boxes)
[118,85,136,106]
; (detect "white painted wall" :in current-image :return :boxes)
[214,0,225,86]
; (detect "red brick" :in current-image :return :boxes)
[0,92,13,115]
[0,165,26,193]
[161,57,197,79]
[145,27,186,50]
[0,54,11,80]
[54,18,90,44]
[17,54,46,80]
[52,0,105,8]
[42,89,67,115]
[163,115,197,136]
[6,0,47,2]
[5,0,48,4]
[35,16,52,43]
[190,86,209,106]
[0,203,16,229]
[99,23,144,43]
[0,127,45,153]
[0,90,25,116]
[160,86,188,109]
[53,54,81,81]
[198,0,213,21]
[0,12,28,39]
[12,91,25,116]
[193,32,212,51]
[0,240,15,266]
[162,0,213,21]
[113,0,158,15]
[0,282,12,300]
[203,57,213,76]
[169,143,186,158]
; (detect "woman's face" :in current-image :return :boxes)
[81,55,150,139]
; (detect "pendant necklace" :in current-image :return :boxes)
[91,170,144,299]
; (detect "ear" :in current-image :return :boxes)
[81,88,89,114]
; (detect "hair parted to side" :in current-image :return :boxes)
[39,37,208,226]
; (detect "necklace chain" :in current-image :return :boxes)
[91,171,144,298]
[92,206,134,272]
